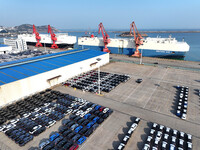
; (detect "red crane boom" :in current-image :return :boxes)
[98,22,110,53]
[130,21,143,57]
[48,25,58,49]
[32,24,42,47]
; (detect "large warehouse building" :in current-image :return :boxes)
[0,48,109,107]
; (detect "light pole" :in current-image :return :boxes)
[96,58,101,95]
[140,49,143,65]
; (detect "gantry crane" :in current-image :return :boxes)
[98,22,110,53]
[130,21,143,57]
[48,25,58,49]
[32,24,42,47]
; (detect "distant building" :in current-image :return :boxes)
[0,44,12,54]
[4,38,27,52]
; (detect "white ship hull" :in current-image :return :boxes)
[78,36,190,58]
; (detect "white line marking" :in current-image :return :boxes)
[143,68,168,108]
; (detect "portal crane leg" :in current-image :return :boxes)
[132,45,141,57]
[130,21,143,57]
[98,22,110,53]
[48,25,58,49]
[33,25,43,47]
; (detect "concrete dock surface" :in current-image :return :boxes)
[110,54,200,71]
[55,61,200,150]
[0,55,199,150]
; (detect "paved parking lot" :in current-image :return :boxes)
[55,61,200,150]
[102,62,200,124]
[0,61,200,150]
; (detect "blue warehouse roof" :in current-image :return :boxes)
[0,49,106,86]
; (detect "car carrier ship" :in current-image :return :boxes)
[18,33,76,49]
[17,25,76,49]
[78,36,190,58]
[78,22,190,58]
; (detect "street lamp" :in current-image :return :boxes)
[140,49,143,65]
[96,58,101,95]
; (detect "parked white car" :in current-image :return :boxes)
[187,142,192,149]
[117,143,125,150]
[122,135,130,144]
[181,113,187,120]
[152,123,157,129]
[164,134,169,141]
[103,108,109,113]
[131,123,138,130]
[29,125,42,134]
[143,144,150,150]
[165,127,171,133]
[46,120,56,128]
[162,141,167,149]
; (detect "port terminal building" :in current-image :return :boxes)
[4,38,27,52]
[0,49,109,107]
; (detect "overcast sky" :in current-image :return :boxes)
[1,0,200,30]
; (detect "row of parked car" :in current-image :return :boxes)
[143,123,193,150]
[0,89,112,147]
[0,89,57,125]
[5,125,34,146]
[62,70,130,93]
[37,99,113,150]
[0,102,67,146]
[0,89,65,129]
[117,117,141,150]
[176,86,189,120]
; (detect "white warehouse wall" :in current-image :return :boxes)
[0,53,109,107]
